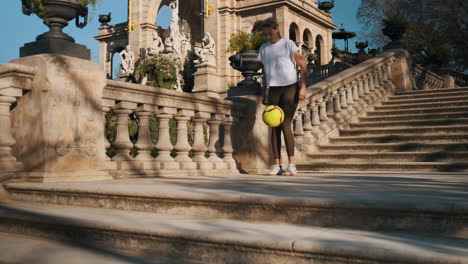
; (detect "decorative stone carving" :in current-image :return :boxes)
[147,31,164,57]
[194,32,216,65]
[119,45,135,76]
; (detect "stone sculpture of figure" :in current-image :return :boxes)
[168,0,180,36]
[147,31,164,57]
[119,45,135,76]
[180,32,192,63]
[194,32,216,65]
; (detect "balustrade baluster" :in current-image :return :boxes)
[192,112,210,170]
[112,102,136,161]
[207,114,227,169]
[174,109,196,169]
[155,107,178,169]
[0,95,21,172]
[222,116,237,170]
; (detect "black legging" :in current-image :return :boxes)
[268,82,299,159]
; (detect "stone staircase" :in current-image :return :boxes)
[298,86,468,172]
[1,173,468,264]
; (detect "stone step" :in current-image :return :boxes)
[306,151,468,162]
[383,95,468,105]
[339,125,468,136]
[390,90,468,100]
[367,106,468,116]
[4,174,468,237]
[297,161,468,172]
[318,142,468,152]
[1,199,468,264]
[374,99,468,111]
[394,87,468,96]
[0,232,172,264]
[329,133,468,144]
[360,111,468,122]
[350,118,468,128]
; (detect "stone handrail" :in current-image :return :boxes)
[448,69,468,87]
[0,63,36,177]
[412,64,445,90]
[102,80,246,177]
[292,50,405,160]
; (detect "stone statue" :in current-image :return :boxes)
[147,31,164,57]
[119,45,135,76]
[168,0,180,36]
[194,32,216,65]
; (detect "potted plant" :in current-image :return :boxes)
[228,31,266,87]
[20,0,100,59]
[307,53,317,64]
[133,54,181,90]
[382,15,409,41]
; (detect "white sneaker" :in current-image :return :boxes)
[284,164,297,176]
[268,164,284,176]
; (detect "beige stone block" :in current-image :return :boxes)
[10,54,110,182]
[193,63,224,96]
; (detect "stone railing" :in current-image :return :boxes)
[0,63,35,178]
[448,69,468,87]
[102,80,245,178]
[412,64,446,90]
[0,55,247,182]
[292,50,412,162]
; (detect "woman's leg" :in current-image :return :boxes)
[268,87,282,164]
[278,83,299,163]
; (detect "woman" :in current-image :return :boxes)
[257,17,308,176]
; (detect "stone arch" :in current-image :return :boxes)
[302,28,313,54]
[289,22,300,43]
[315,34,325,65]
[144,0,203,43]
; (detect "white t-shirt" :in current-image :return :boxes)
[258,38,299,87]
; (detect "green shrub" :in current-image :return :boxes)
[229,31,267,53]
[134,55,180,89]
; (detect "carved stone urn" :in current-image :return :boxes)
[20,0,91,59]
[229,50,262,87]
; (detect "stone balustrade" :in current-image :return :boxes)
[292,50,406,162]
[102,80,244,177]
[412,64,446,90]
[0,63,35,177]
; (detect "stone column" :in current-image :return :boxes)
[363,74,371,94]
[134,105,155,170]
[191,112,211,170]
[294,109,305,150]
[113,105,134,162]
[333,92,342,113]
[174,110,197,170]
[155,107,178,170]
[310,101,323,141]
[207,114,227,169]
[339,88,348,109]
[222,116,237,170]
[0,95,22,172]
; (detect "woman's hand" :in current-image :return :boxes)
[299,84,307,100]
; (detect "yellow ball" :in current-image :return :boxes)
[262,105,285,127]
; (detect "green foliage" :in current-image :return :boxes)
[105,112,200,159]
[134,55,180,89]
[24,0,100,17]
[229,31,267,53]
[426,47,452,67]
[383,15,409,29]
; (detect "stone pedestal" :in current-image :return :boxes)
[10,54,111,182]
[192,63,223,98]
[20,38,90,60]
[442,75,455,88]
[227,85,272,174]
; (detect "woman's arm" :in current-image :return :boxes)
[293,51,308,100]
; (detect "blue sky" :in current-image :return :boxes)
[0,0,364,64]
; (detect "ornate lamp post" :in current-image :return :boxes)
[20,0,91,59]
